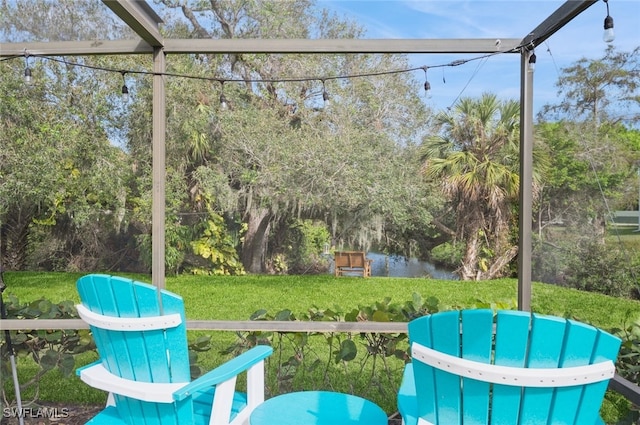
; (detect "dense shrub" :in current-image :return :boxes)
[605,313,640,423]
[429,241,463,269]
[0,296,93,406]
[533,237,639,299]
[274,219,331,274]
[564,240,639,298]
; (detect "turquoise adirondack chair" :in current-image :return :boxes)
[75,274,272,425]
[397,309,621,425]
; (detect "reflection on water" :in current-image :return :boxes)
[330,252,458,280]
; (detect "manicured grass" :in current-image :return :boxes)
[5,272,637,329]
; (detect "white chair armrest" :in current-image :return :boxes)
[173,345,272,401]
[77,361,188,403]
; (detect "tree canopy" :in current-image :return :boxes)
[421,93,533,280]
[1,0,637,295]
[1,0,439,274]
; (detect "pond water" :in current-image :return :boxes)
[330,252,458,280]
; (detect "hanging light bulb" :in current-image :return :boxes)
[220,92,228,110]
[24,52,32,85]
[121,84,129,102]
[120,71,129,103]
[24,67,32,85]
[219,81,228,110]
[603,0,615,43]
[528,51,537,72]
[322,89,330,106]
[423,67,431,98]
[321,80,330,107]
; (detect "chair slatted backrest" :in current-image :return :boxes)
[334,251,367,268]
[77,274,192,425]
[347,252,366,268]
[334,251,352,268]
[408,309,621,425]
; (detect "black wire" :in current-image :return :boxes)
[4,44,523,88]
[0,55,22,62]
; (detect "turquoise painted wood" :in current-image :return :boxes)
[407,315,435,424]
[398,309,621,425]
[76,274,272,425]
[429,311,462,423]
[249,391,387,425]
[460,310,492,425]
[491,310,530,424]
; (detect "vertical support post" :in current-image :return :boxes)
[152,47,166,291]
[637,165,640,232]
[518,49,534,312]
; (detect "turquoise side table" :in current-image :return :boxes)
[249,391,387,425]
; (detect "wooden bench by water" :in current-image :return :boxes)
[334,251,372,277]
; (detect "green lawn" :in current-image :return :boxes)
[4,271,639,329]
[2,272,640,421]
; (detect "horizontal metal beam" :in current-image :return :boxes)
[1,319,87,330]
[521,0,597,48]
[163,38,522,54]
[609,373,640,406]
[187,320,408,333]
[0,40,153,57]
[0,38,522,58]
[0,318,407,333]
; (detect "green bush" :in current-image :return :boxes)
[564,240,639,298]
[604,312,640,424]
[0,295,94,407]
[533,234,640,299]
[429,241,463,269]
[278,219,331,274]
[189,212,245,276]
[612,312,640,385]
[224,293,441,411]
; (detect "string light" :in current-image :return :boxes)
[321,80,330,107]
[422,66,431,97]
[16,48,514,89]
[528,51,537,72]
[24,52,32,85]
[219,81,228,110]
[603,0,614,43]
[120,71,129,102]
[12,42,534,108]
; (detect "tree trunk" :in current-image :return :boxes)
[241,207,272,273]
[482,245,519,280]
[460,228,480,281]
[3,204,34,270]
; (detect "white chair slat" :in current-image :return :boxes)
[411,342,615,388]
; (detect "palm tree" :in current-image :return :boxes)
[422,93,522,280]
